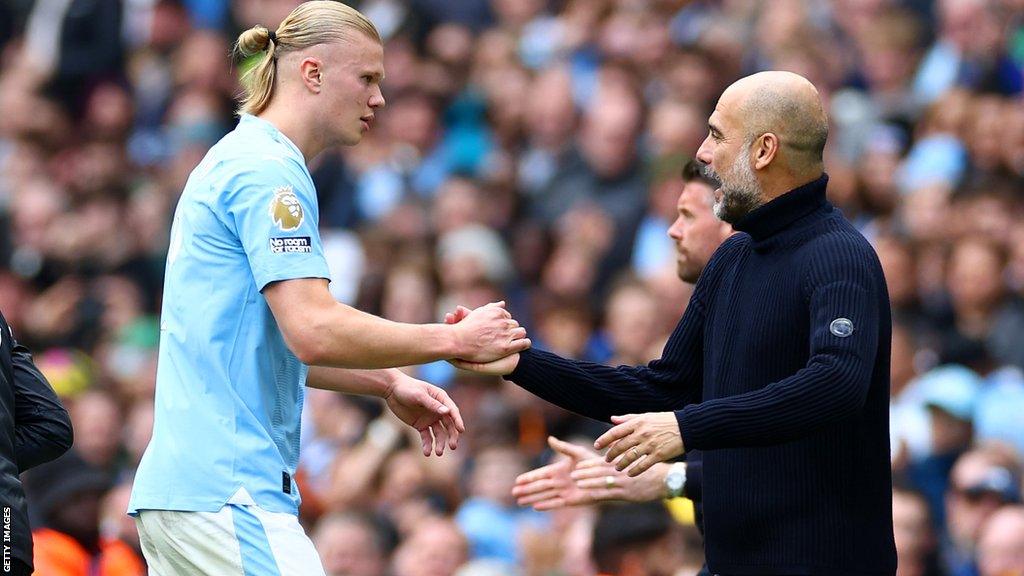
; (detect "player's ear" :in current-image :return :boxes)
[299,58,324,94]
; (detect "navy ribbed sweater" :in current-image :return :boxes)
[509,175,897,575]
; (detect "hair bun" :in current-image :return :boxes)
[236,25,272,57]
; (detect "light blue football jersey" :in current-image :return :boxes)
[129,115,331,516]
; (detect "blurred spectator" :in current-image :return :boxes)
[974,367,1024,457]
[893,487,944,576]
[941,236,1024,370]
[455,445,547,567]
[891,320,930,469]
[68,389,123,474]
[100,482,144,566]
[943,446,1023,576]
[518,66,578,196]
[590,502,684,576]
[976,505,1024,576]
[313,512,391,576]
[391,517,469,576]
[530,85,648,284]
[602,278,661,366]
[22,0,125,114]
[906,365,981,526]
[24,451,144,576]
[914,0,1023,102]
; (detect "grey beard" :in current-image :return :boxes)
[714,186,762,224]
[709,147,763,224]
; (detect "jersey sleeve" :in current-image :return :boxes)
[221,160,331,291]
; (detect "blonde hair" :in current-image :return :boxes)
[234,1,381,115]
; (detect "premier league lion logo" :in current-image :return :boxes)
[269,186,304,231]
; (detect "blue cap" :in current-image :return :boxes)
[976,368,1024,458]
[917,364,981,421]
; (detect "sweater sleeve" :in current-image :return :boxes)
[505,301,704,422]
[677,236,880,449]
[504,235,752,423]
[508,305,704,422]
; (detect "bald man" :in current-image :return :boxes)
[455,72,896,575]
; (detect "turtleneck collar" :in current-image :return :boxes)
[731,174,831,245]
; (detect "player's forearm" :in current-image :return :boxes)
[299,305,457,369]
[306,366,403,396]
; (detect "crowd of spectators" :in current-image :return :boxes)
[1,0,1023,574]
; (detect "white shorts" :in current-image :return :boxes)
[135,505,326,576]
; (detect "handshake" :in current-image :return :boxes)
[442,301,529,376]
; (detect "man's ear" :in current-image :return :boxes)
[753,132,779,170]
[299,57,324,94]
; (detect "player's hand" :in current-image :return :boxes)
[448,301,531,363]
[384,373,465,457]
[444,304,524,375]
[595,412,684,477]
[449,301,531,363]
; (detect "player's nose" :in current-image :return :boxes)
[369,87,385,109]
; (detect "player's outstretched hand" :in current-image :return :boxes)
[595,412,684,477]
[449,301,530,363]
[384,373,465,457]
[444,303,525,375]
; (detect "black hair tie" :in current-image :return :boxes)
[267,30,277,46]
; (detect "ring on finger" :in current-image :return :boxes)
[629,447,640,459]
[605,475,615,488]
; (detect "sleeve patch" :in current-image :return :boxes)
[829,318,854,337]
[270,236,312,253]
[269,186,305,231]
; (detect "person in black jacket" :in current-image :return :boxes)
[453,71,897,575]
[0,310,74,576]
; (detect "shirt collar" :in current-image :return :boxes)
[732,173,830,243]
[238,114,306,163]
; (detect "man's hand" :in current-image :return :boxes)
[568,456,669,502]
[595,412,684,477]
[444,305,522,375]
[513,436,594,510]
[384,373,465,457]
[449,301,531,363]
[512,436,668,511]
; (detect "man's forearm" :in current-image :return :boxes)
[677,354,872,451]
[508,349,699,423]
[266,279,526,369]
[306,366,403,397]
[298,304,459,369]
